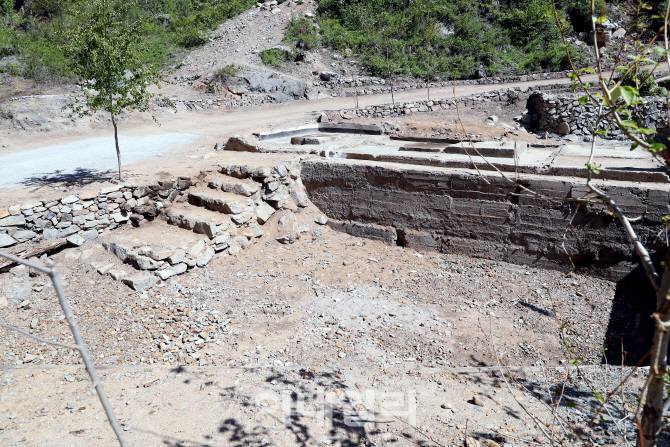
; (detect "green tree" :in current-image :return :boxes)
[60,0,173,181]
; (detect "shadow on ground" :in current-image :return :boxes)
[20,167,116,189]
[131,367,440,447]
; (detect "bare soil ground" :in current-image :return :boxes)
[0,210,648,446]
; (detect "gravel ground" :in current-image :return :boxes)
[0,210,659,446]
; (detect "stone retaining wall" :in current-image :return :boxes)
[317,70,573,93]
[323,83,570,120]
[525,92,670,140]
[0,178,192,251]
[301,160,670,281]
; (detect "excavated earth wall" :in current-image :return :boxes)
[300,160,670,281]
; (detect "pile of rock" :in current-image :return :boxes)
[95,164,315,291]
[100,239,216,291]
[523,92,670,140]
[0,178,192,250]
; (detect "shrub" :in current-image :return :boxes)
[284,17,318,50]
[259,48,292,67]
[614,68,665,97]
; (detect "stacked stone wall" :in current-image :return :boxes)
[0,178,192,250]
[525,92,670,140]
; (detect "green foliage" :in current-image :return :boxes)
[60,0,174,180]
[614,68,665,97]
[284,17,318,50]
[0,0,12,15]
[60,0,170,118]
[213,64,238,81]
[0,107,12,119]
[0,0,259,84]
[259,48,292,67]
[312,0,588,80]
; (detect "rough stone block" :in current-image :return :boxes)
[0,215,26,227]
[256,202,275,224]
[167,249,186,265]
[0,233,16,248]
[66,234,85,247]
[156,263,188,280]
[195,246,215,267]
[149,247,175,261]
[82,229,99,242]
[122,274,157,291]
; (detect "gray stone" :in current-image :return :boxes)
[20,201,42,210]
[43,228,59,240]
[256,201,275,224]
[320,71,340,82]
[66,234,85,247]
[290,190,309,208]
[134,255,162,270]
[60,195,79,205]
[122,274,158,291]
[314,214,328,225]
[195,246,215,267]
[149,247,175,261]
[187,240,206,258]
[156,263,188,280]
[0,233,16,247]
[276,211,299,244]
[58,226,80,238]
[112,212,129,223]
[252,168,273,179]
[249,225,263,238]
[233,183,259,197]
[167,249,186,265]
[13,230,37,242]
[194,221,218,238]
[94,262,115,275]
[223,201,243,215]
[82,229,98,242]
[231,211,255,225]
[108,269,127,281]
[3,285,29,302]
[106,242,129,262]
[0,215,25,227]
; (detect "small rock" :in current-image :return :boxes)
[0,233,16,248]
[13,230,37,243]
[313,214,327,225]
[66,234,85,247]
[473,395,485,407]
[30,318,38,329]
[95,263,115,275]
[167,249,186,265]
[156,263,187,280]
[122,274,158,291]
[108,270,127,281]
[195,246,215,267]
[149,247,175,261]
[42,229,59,241]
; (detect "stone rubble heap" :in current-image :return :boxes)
[0,179,192,250]
[522,92,670,140]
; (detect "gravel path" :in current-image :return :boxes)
[0,133,198,189]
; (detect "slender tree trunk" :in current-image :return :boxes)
[111,113,122,182]
[639,250,670,447]
[386,46,394,105]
